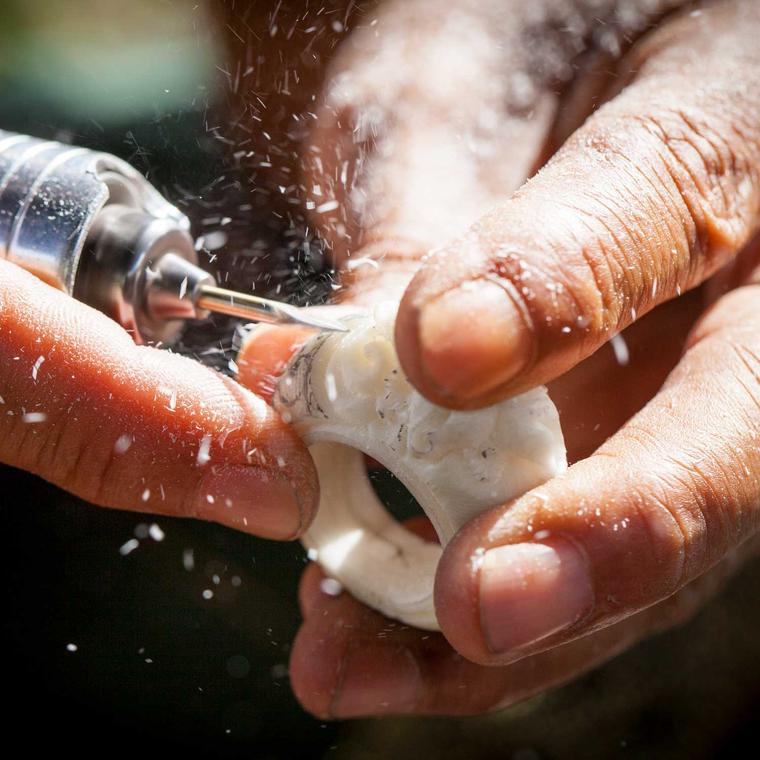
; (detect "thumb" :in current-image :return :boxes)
[396,0,760,409]
[435,281,760,665]
[0,260,318,539]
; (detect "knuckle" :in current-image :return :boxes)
[639,106,755,266]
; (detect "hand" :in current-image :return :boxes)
[239,0,760,716]
[0,259,318,540]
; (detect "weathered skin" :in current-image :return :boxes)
[239,0,760,719]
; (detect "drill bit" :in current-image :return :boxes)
[196,284,349,333]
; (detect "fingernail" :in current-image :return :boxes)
[418,280,531,402]
[196,465,303,539]
[331,645,422,718]
[479,540,593,655]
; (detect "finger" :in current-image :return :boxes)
[548,287,705,464]
[434,281,760,665]
[705,228,760,302]
[291,536,741,718]
[396,0,760,409]
[0,261,317,539]
[303,0,561,304]
[236,324,312,403]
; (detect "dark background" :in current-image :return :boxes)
[1,1,759,757]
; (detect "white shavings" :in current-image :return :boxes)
[307,547,319,562]
[157,385,177,411]
[0,396,4,404]
[197,434,212,466]
[179,277,188,300]
[114,434,133,454]
[206,494,215,504]
[320,578,343,597]
[66,643,78,653]
[610,333,630,366]
[120,539,139,556]
[344,256,380,272]
[141,488,151,502]
[22,412,47,424]
[148,524,165,542]
[31,355,45,380]
[183,548,195,571]
[533,529,551,541]
[315,199,339,213]
[204,231,227,250]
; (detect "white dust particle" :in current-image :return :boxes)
[148,524,165,542]
[270,663,288,679]
[202,589,214,600]
[533,529,551,541]
[206,494,215,504]
[197,434,212,466]
[134,523,149,539]
[114,434,133,454]
[66,643,78,652]
[32,355,45,380]
[119,539,139,556]
[141,488,151,502]
[320,578,343,597]
[204,231,227,250]
[315,199,339,214]
[179,277,188,300]
[345,256,379,272]
[276,456,286,468]
[610,334,630,366]
[325,372,337,402]
[0,396,4,404]
[307,547,319,561]
[23,412,47,424]
[231,575,242,587]
[470,547,486,572]
[182,548,195,571]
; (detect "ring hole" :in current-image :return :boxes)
[365,458,437,542]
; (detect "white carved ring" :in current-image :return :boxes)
[273,302,566,630]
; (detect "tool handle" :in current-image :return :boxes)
[0,129,204,344]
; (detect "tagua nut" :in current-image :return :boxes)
[274,302,567,630]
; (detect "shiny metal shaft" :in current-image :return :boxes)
[196,285,348,332]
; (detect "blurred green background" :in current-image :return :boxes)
[1,2,759,758]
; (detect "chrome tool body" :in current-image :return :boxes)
[0,129,344,344]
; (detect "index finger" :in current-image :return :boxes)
[396,0,760,409]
